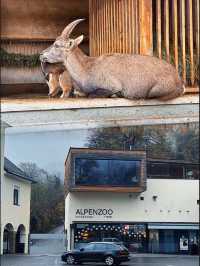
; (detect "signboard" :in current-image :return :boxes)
[75,208,114,219]
[180,237,189,251]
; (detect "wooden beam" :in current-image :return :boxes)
[139,0,153,55]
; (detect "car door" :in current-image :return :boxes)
[79,243,96,262]
[93,243,108,261]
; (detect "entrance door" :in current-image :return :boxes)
[3,224,14,254]
[159,230,176,253]
[15,225,26,253]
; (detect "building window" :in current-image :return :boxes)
[75,158,141,187]
[148,163,170,177]
[185,165,199,179]
[147,162,199,179]
[13,186,20,206]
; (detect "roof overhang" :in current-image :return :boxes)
[5,171,37,184]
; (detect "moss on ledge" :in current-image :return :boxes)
[0,48,40,68]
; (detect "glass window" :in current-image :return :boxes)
[148,163,169,176]
[74,223,147,252]
[75,158,141,187]
[106,244,120,250]
[84,243,95,251]
[94,243,108,250]
[185,165,199,180]
[13,186,19,206]
[148,163,185,178]
[169,164,184,178]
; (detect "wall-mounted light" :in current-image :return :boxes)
[152,195,158,201]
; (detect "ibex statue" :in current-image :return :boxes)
[40,19,185,100]
[41,61,86,98]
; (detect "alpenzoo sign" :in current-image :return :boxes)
[75,208,114,219]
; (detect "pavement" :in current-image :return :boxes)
[2,226,198,266]
[30,225,65,255]
[1,254,199,266]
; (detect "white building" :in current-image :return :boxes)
[1,157,35,255]
[1,125,35,255]
[65,125,199,255]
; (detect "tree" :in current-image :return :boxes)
[87,123,199,162]
[19,163,65,233]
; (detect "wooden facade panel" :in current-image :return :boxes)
[180,0,186,83]
[152,0,199,89]
[164,0,170,62]
[156,0,162,58]
[187,0,195,85]
[89,0,152,56]
[172,0,178,71]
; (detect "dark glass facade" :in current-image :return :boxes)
[147,161,199,179]
[75,158,141,186]
[149,229,199,254]
[74,223,147,252]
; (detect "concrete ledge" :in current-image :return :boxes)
[1,95,199,131]
[1,95,198,112]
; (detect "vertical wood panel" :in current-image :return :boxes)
[180,0,186,83]
[139,0,153,55]
[156,0,162,58]
[172,0,179,71]
[89,0,152,56]
[164,0,170,62]
[134,0,139,53]
[188,0,195,85]
[196,0,199,62]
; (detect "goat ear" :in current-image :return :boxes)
[75,35,84,46]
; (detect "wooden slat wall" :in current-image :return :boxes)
[153,0,199,90]
[89,0,152,56]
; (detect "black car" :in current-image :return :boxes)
[61,242,130,265]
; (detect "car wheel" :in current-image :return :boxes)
[104,255,115,266]
[66,255,75,265]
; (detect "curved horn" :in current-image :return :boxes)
[61,18,85,38]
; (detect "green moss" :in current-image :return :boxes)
[0,48,40,68]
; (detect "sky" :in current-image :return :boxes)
[5,128,89,178]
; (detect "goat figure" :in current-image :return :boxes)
[41,61,85,98]
[40,19,185,100]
